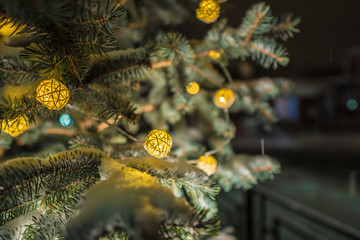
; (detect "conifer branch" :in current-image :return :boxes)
[0,57,40,85]
[204,137,231,157]
[151,60,173,69]
[115,0,129,10]
[139,104,156,113]
[71,0,126,28]
[0,179,82,214]
[188,64,222,88]
[247,42,284,62]
[243,10,265,45]
[219,63,233,85]
[0,66,38,76]
[270,13,300,40]
[72,17,120,26]
[86,47,150,84]
[46,128,76,136]
[151,50,214,69]
[0,149,103,225]
[127,21,145,29]
[255,103,275,121]
[56,26,81,80]
[275,20,292,31]
[67,104,138,141]
[66,54,80,80]
[96,63,147,80]
[0,152,100,196]
[196,50,211,58]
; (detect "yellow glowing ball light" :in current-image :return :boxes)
[36,78,70,110]
[144,129,173,158]
[213,88,235,109]
[197,155,217,175]
[196,0,220,24]
[186,82,200,95]
[208,50,221,60]
[2,115,29,137]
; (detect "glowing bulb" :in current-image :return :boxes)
[36,78,69,110]
[186,82,200,95]
[346,99,358,111]
[197,155,217,175]
[213,88,235,108]
[208,50,221,60]
[144,129,172,158]
[59,113,72,127]
[0,22,25,37]
[2,115,29,137]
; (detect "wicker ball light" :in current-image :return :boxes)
[0,22,25,37]
[2,115,29,137]
[213,88,235,109]
[144,129,172,158]
[186,82,200,95]
[36,78,70,110]
[196,0,220,24]
[197,155,217,175]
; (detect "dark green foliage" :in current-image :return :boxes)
[73,86,139,127]
[271,13,301,41]
[138,0,198,26]
[248,37,289,69]
[0,96,30,122]
[9,0,128,85]
[69,133,104,150]
[21,38,91,84]
[21,214,64,240]
[0,0,74,35]
[121,157,220,200]
[71,29,119,56]
[202,3,299,69]
[0,148,104,225]
[99,231,129,240]
[160,209,220,239]
[238,2,273,37]
[121,157,221,217]
[216,154,281,192]
[71,0,127,32]
[69,134,149,159]
[156,32,195,65]
[0,57,40,86]
[0,0,126,34]
[109,143,149,159]
[85,46,152,85]
[192,94,235,138]
[161,226,200,240]
[0,95,60,127]
[187,61,225,89]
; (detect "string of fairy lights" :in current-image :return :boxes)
[1,0,229,175]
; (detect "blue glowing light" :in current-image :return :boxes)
[346,99,358,111]
[59,113,72,127]
[275,96,299,120]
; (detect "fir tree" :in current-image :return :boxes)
[0,0,299,239]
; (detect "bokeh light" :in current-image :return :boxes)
[59,113,72,127]
[346,99,358,111]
